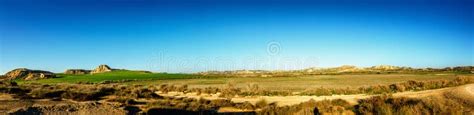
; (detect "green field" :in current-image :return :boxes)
[19,70,473,92]
[18,70,204,84]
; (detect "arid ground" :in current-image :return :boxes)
[1,66,473,114]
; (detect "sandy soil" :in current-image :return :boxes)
[158,92,368,106]
[466,84,474,95]
[445,84,474,106]
[464,84,474,104]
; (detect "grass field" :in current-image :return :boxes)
[17,70,204,84]
[19,70,472,92]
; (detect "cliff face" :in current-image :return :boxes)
[91,65,113,74]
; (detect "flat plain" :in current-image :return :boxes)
[20,70,470,91]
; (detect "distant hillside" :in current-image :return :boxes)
[197,65,474,77]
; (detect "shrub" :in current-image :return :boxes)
[29,89,64,99]
[255,99,269,108]
[246,83,260,93]
[26,84,115,101]
[220,83,241,98]
[236,101,255,110]
[202,87,219,94]
[209,99,234,107]
[177,84,188,93]
[354,95,464,115]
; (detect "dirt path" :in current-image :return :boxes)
[464,84,474,105]
[158,84,474,106]
[446,84,474,105]
[466,84,474,94]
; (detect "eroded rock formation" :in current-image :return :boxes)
[4,68,55,80]
[91,65,113,74]
[65,69,91,75]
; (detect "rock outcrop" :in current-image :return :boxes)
[4,68,56,80]
[24,72,56,80]
[91,65,113,74]
[65,69,91,75]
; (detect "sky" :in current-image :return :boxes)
[0,0,473,74]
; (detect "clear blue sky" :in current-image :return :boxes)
[1,0,473,74]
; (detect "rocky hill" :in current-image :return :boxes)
[1,64,119,81]
[91,65,114,74]
[65,69,91,75]
[2,68,56,80]
[64,65,116,75]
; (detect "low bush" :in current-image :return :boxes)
[220,83,241,98]
[255,99,269,108]
[236,101,255,110]
[28,85,115,101]
[354,95,464,114]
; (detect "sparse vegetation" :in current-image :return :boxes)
[152,76,473,97]
[301,76,474,96]
[27,84,116,101]
[1,76,474,114]
[354,95,467,114]
[1,72,473,114]
[3,76,471,102]
[254,94,472,115]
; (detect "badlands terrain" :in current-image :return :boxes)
[0,65,473,114]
